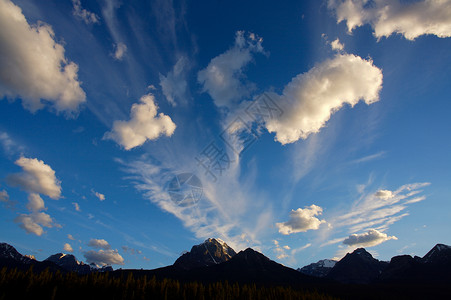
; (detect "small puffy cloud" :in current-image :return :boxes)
[375,189,394,200]
[0,189,10,202]
[159,56,190,106]
[15,212,60,236]
[92,190,105,201]
[72,202,81,211]
[63,243,74,252]
[328,0,451,40]
[104,94,176,150]
[26,193,46,212]
[113,42,127,60]
[84,249,124,266]
[198,31,265,108]
[273,240,288,259]
[72,0,99,24]
[265,53,383,144]
[331,38,344,51]
[276,205,327,235]
[67,234,75,240]
[88,238,111,250]
[0,0,86,114]
[7,157,61,199]
[122,245,142,255]
[343,229,397,247]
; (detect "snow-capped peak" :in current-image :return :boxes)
[320,259,337,268]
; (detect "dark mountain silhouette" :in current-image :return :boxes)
[3,240,451,289]
[379,243,451,283]
[114,246,325,286]
[0,243,112,274]
[298,259,336,277]
[173,238,236,270]
[189,247,322,285]
[44,253,112,274]
[326,248,388,284]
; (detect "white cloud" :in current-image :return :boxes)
[198,31,265,108]
[14,212,60,236]
[113,42,127,60]
[0,0,86,115]
[26,193,45,212]
[67,234,75,240]
[72,0,99,24]
[332,182,430,235]
[0,131,24,156]
[329,0,451,40]
[84,249,124,266]
[63,243,74,252]
[118,153,271,252]
[276,205,327,235]
[331,38,344,50]
[375,189,394,200]
[159,56,190,106]
[88,238,111,250]
[343,229,397,247]
[7,157,61,199]
[265,53,383,144]
[92,190,105,201]
[104,94,176,150]
[273,240,289,259]
[72,202,81,211]
[0,189,10,203]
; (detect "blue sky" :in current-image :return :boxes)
[1,0,450,269]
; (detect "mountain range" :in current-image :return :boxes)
[2,239,451,286]
[0,242,112,274]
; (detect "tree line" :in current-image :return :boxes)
[0,266,337,300]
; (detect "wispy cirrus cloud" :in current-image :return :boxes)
[159,56,190,106]
[321,182,430,258]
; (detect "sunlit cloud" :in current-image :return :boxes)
[0,0,86,115]
[265,53,383,144]
[329,0,451,40]
[104,94,176,150]
[276,205,327,235]
[198,31,265,109]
